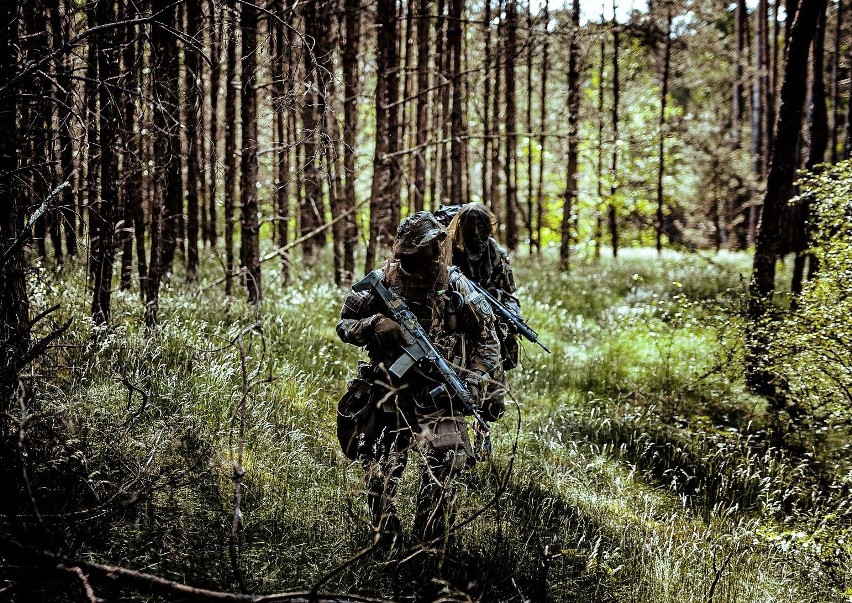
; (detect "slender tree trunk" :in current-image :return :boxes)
[595,22,605,260]
[342,0,361,282]
[118,0,143,292]
[609,18,620,258]
[480,0,492,210]
[52,1,77,257]
[437,0,451,206]
[560,0,580,272]
[830,0,843,162]
[365,0,401,271]
[207,0,221,247]
[325,11,345,285]
[733,0,747,143]
[185,0,202,280]
[91,0,121,327]
[300,0,328,259]
[449,0,465,205]
[223,7,239,297]
[749,1,766,247]
[656,9,672,254]
[413,0,431,212]
[535,0,549,255]
[845,45,852,159]
[525,3,534,249]
[792,1,829,297]
[490,0,503,225]
[504,0,519,250]
[0,0,29,403]
[746,0,827,398]
[762,0,776,167]
[240,3,260,304]
[147,0,181,329]
[272,0,291,283]
[85,0,99,276]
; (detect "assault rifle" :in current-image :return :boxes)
[467,279,551,354]
[353,271,490,434]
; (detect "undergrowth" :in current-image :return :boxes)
[2,247,849,602]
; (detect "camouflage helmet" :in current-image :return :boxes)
[392,211,448,256]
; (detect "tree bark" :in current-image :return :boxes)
[0,0,29,403]
[365,0,401,271]
[342,0,361,282]
[829,0,843,163]
[272,0,291,283]
[51,0,77,257]
[656,9,673,254]
[560,0,580,272]
[525,3,534,248]
[595,21,605,260]
[413,0,431,212]
[489,0,503,226]
[185,0,203,280]
[746,0,827,397]
[535,0,549,255]
[91,0,120,327]
[207,0,222,248]
[448,0,465,205]
[240,2,261,304]
[223,8,239,297]
[609,18,620,258]
[504,0,519,250]
[481,0,491,210]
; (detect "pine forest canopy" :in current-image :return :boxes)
[1,0,849,319]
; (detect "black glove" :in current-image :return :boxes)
[373,317,404,347]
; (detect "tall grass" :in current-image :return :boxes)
[5,247,848,602]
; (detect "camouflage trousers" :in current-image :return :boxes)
[363,391,473,545]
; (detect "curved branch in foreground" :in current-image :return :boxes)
[0,535,391,603]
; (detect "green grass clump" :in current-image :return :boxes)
[3,246,849,602]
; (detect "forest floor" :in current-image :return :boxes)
[12,246,851,602]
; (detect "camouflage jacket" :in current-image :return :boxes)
[336,264,501,384]
[451,237,520,314]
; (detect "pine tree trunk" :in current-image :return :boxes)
[413,0,431,212]
[504,0,519,250]
[525,3,534,250]
[85,0,99,275]
[51,0,77,257]
[147,0,181,329]
[748,1,766,247]
[207,0,222,248]
[560,0,580,272]
[535,0,549,255]
[91,0,120,327]
[223,10,239,297]
[746,0,827,398]
[489,0,503,225]
[481,0,491,210]
[733,0,747,143]
[365,0,402,271]
[595,23,605,260]
[437,0,451,206]
[342,0,361,282]
[240,2,261,304]
[272,0,291,283]
[656,9,672,254]
[0,0,29,402]
[830,0,843,163]
[609,20,620,259]
[449,0,465,205]
[185,0,203,280]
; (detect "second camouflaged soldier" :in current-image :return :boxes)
[336,212,500,548]
[445,203,521,422]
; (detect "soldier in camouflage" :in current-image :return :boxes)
[446,202,521,422]
[336,211,500,548]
